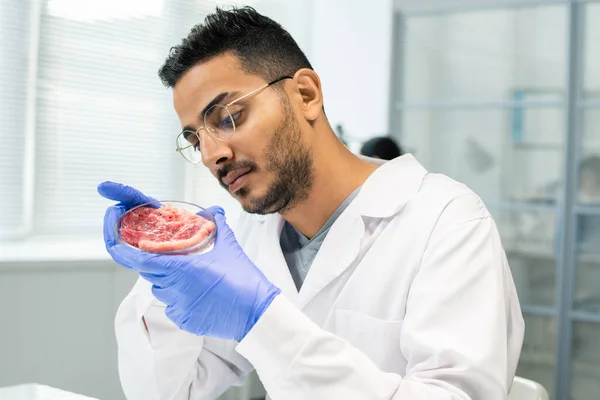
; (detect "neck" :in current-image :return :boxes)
[280,126,378,239]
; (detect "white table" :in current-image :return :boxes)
[0,384,98,400]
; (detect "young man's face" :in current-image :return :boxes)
[173,53,314,214]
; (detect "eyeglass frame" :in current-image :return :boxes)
[175,75,293,164]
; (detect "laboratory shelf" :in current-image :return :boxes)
[574,204,600,216]
[577,98,600,108]
[503,201,557,213]
[506,243,600,263]
[522,305,556,317]
[521,306,600,323]
[505,244,557,261]
[520,352,600,378]
[394,99,563,111]
[570,310,600,324]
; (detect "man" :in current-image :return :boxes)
[579,155,600,205]
[100,7,524,400]
[554,155,600,253]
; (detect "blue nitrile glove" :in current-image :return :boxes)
[104,206,281,341]
[98,181,157,250]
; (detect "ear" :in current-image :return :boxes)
[293,68,323,122]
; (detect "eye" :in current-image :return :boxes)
[183,130,200,150]
[220,111,241,129]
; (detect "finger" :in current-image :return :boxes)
[150,284,178,306]
[205,206,225,217]
[140,271,176,288]
[195,207,231,248]
[103,205,127,249]
[97,181,156,208]
[196,206,223,225]
[108,244,183,274]
[165,304,186,331]
[212,212,237,247]
[107,244,158,272]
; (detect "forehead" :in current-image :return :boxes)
[172,53,266,113]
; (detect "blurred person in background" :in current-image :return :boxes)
[573,155,600,251]
[360,136,403,160]
[99,6,523,400]
[578,155,600,205]
[554,155,600,257]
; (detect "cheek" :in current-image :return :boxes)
[235,101,283,144]
[230,130,273,164]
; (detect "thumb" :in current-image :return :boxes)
[98,181,155,208]
[205,206,225,217]
[212,212,238,247]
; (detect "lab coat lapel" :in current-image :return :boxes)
[249,214,299,305]
[296,205,364,310]
[294,154,428,309]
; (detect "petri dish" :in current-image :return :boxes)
[114,200,216,255]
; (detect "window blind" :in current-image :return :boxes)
[2,0,258,242]
[0,0,35,238]
[34,1,183,236]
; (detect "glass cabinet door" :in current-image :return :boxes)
[571,4,600,398]
[399,5,567,398]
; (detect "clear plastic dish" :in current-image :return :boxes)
[114,200,216,255]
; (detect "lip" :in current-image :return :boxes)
[222,167,251,186]
[228,172,251,193]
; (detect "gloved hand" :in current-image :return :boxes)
[98,181,157,250]
[102,193,281,341]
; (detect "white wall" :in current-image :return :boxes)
[253,0,314,57]
[0,260,138,399]
[310,0,394,149]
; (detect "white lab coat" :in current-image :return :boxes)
[115,154,524,400]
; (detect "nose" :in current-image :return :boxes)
[200,129,233,168]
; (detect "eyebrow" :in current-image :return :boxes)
[181,90,243,133]
[202,91,244,117]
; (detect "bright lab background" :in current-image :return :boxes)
[0,0,599,399]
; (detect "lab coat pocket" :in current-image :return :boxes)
[335,309,405,374]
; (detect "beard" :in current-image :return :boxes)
[217,97,314,215]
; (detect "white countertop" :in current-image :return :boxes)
[0,384,98,400]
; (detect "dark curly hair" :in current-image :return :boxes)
[158,6,313,88]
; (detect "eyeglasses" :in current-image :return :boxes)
[176,75,293,165]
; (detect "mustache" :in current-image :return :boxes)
[217,160,258,188]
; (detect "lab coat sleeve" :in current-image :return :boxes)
[236,214,524,400]
[115,276,253,400]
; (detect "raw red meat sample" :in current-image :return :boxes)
[119,205,215,253]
